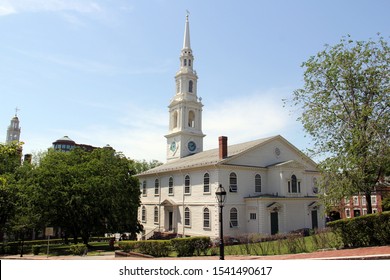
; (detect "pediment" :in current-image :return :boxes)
[271,160,306,170]
[161,199,177,206]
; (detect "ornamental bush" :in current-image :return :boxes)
[328,211,390,247]
[117,241,138,252]
[69,244,87,256]
[32,245,42,255]
[171,237,210,257]
[137,240,171,257]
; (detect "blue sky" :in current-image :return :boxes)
[1,0,389,162]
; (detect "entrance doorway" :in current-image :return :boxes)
[168,211,173,231]
[311,210,318,229]
[270,212,279,235]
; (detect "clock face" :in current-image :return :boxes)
[187,141,196,152]
[170,141,177,152]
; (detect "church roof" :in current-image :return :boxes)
[137,135,277,176]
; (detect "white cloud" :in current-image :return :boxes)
[0,4,15,16]
[203,87,295,148]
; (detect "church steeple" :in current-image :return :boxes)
[6,108,21,144]
[165,14,205,161]
[183,14,191,50]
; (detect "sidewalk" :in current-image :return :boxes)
[2,245,390,260]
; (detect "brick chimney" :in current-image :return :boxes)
[219,136,228,159]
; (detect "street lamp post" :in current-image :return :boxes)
[216,184,226,260]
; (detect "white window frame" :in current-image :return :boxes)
[184,207,191,227]
[230,207,238,228]
[229,172,237,193]
[203,208,210,229]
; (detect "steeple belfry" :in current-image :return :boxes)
[6,109,21,144]
[165,15,205,161]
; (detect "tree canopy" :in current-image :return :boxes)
[0,144,144,244]
[31,147,142,243]
[291,34,390,213]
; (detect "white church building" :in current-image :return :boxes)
[137,16,324,240]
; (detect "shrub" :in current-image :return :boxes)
[137,240,171,257]
[32,245,42,255]
[171,237,210,257]
[117,241,138,252]
[328,211,390,248]
[69,244,87,256]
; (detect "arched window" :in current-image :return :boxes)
[188,110,195,127]
[312,178,318,194]
[230,208,238,228]
[203,208,210,228]
[154,179,159,195]
[142,180,147,196]
[229,172,237,192]
[184,59,187,66]
[184,175,191,194]
[188,59,191,67]
[141,206,146,223]
[189,80,193,93]
[288,175,301,193]
[184,207,191,226]
[172,111,178,129]
[154,206,159,224]
[255,174,261,192]
[168,177,174,195]
[203,173,210,193]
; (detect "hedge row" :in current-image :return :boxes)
[327,211,390,248]
[118,236,211,257]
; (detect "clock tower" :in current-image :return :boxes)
[165,15,205,161]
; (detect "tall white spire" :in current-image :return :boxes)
[165,14,205,161]
[183,14,191,49]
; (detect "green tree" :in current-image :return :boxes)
[32,147,142,244]
[131,159,163,174]
[0,142,24,242]
[291,34,390,213]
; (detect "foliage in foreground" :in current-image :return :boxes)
[328,211,390,247]
[289,34,390,213]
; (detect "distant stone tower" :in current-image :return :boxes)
[6,109,21,144]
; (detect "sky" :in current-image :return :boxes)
[0,0,389,163]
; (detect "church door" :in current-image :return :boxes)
[311,210,318,229]
[168,212,173,231]
[270,212,279,235]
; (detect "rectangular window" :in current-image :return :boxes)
[353,196,359,206]
[371,195,377,205]
[168,177,174,195]
[250,213,257,220]
[141,207,146,223]
[361,196,366,205]
[154,207,159,224]
[345,209,351,218]
[184,176,191,194]
[142,181,147,197]
[203,209,210,228]
[184,208,190,227]
[203,174,210,193]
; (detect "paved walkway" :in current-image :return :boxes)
[2,245,390,260]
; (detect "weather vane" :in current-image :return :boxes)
[15,107,20,116]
